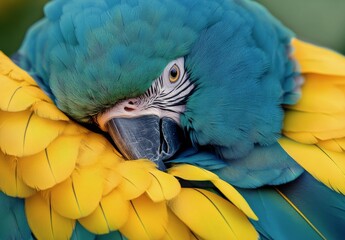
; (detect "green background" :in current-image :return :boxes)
[0,0,345,55]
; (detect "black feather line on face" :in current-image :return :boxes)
[142,73,194,111]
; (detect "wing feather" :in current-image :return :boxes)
[168,188,258,240]
[279,137,345,194]
[120,194,168,240]
[280,39,345,194]
[0,110,66,157]
[25,193,75,240]
[78,189,130,234]
[146,169,181,202]
[168,164,257,220]
[17,135,81,190]
[47,167,104,219]
[0,151,35,197]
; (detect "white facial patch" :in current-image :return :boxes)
[97,58,194,131]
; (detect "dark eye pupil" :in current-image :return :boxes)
[170,68,178,78]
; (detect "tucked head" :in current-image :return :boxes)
[19,0,297,168]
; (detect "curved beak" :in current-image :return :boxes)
[106,115,184,170]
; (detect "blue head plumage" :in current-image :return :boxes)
[19,0,300,177]
[19,0,224,120]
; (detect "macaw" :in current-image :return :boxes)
[1,0,345,239]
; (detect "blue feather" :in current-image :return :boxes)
[71,222,96,240]
[96,231,128,240]
[0,192,32,240]
[170,144,303,188]
[70,222,128,240]
[238,172,345,239]
[182,0,296,161]
[18,0,224,121]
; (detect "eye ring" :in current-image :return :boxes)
[169,64,180,83]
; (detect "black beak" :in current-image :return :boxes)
[106,115,184,170]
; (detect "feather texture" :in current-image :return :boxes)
[25,193,75,240]
[78,189,130,234]
[119,194,168,240]
[145,169,181,202]
[0,151,35,197]
[1,51,257,239]
[168,188,258,240]
[0,192,32,240]
[169,164,257,220]
[18,135,81,190]
[239,172,345,240]
[279,137,345,194]
[280,39,345,194]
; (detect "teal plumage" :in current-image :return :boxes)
[17,0,301,186]
[0,192,32,240]
[18,0,223,121]
[239,172,345,239]
[71,223,128,240]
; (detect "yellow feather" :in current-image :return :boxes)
[286,78,345,114]
[317,139,344,153]
[61,123,89,135]
[301,73,345,85]
[146,169,181,202]
[102,167,122,196]
[120,194,168,240]
[168,164,219,181]
[279,137,345,194]
[76,133,110,167]
[162,209,195,240]
[32,101,69,121]
[0,77,38,112]
[0,151,35,197]
[0,110,66,157]
[79,189,130,234]
[292,38,345,76]
[283,129,345,144]
[313,128,345,141]
[17,135,81,190]
[283,131,318,144]
[212,179,258,220]
[283,110,345,133]
[162,209,194,240]
[168,164,257,220]
[168,188,258,240]
[48,167,104,219]
[116,161,153,200]
[334,138,345,151]
[99,149,123,196]
[0,52,37,85]
[25,193,75,240]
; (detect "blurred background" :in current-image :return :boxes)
[0,0,345,56]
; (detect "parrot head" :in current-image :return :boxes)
[19,0,298,169]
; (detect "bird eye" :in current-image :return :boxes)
[169,64,180,83]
